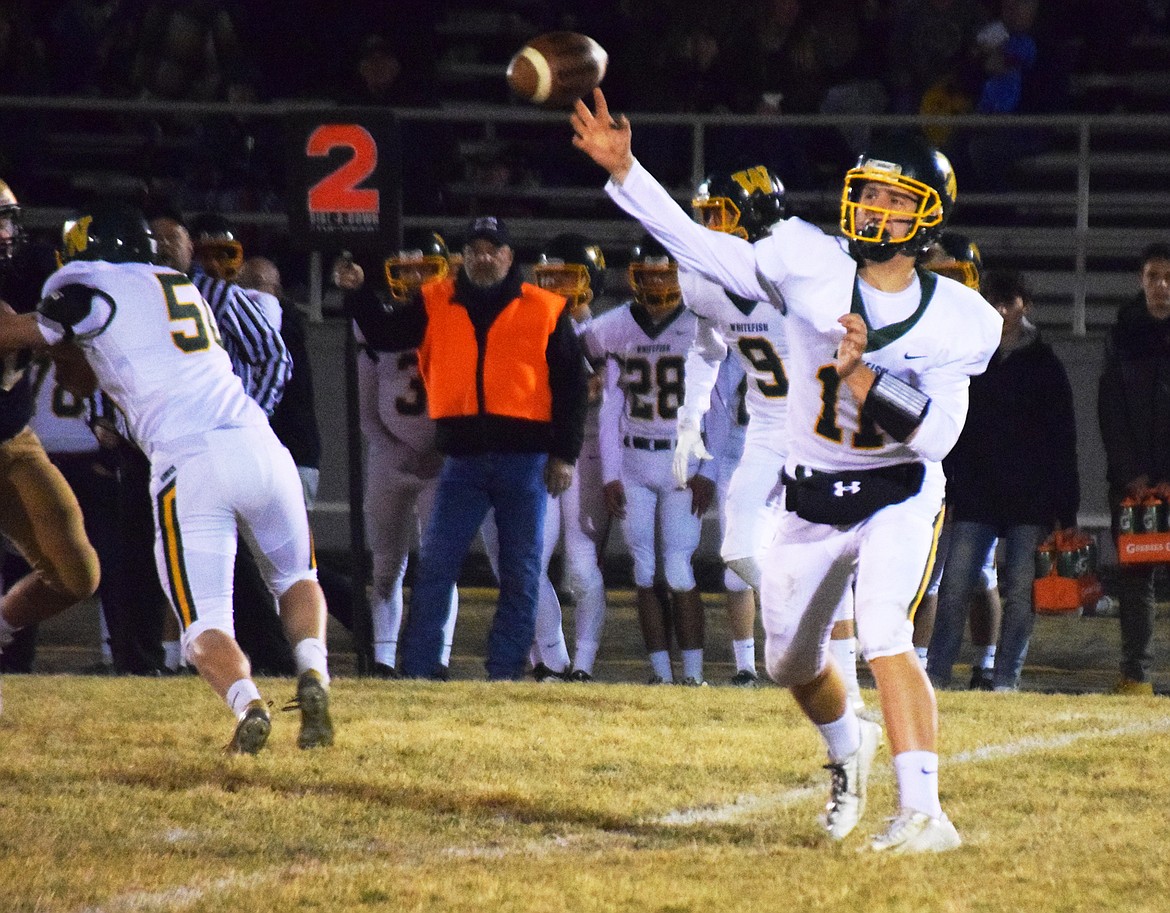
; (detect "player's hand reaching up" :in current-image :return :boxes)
[835,312,879,406]
[571,88,635,183]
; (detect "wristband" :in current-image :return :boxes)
[862,366,930,442]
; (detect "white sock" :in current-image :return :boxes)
[818,709,861,764]
[732,637,756,673]
[893,750,942,818]
[979,644,997,670]
[99,607,113,665]
[293,637,329,685]
[163,640,182,671]
[573,639,599,675]
[681,648,704,682]
[649,650,673,682]
[915,646,929,668]
[830,637,862,708]
[440,640,454,667]
[373,639,397,668]
[226,678,263,718]
[540,638,571,674]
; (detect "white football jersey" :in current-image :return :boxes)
[679,266,789,460]
[375,348,439,453]
[28,357,96,454]
[608,161,1001,476]
[707,353,747,467]
[574,314,603,446]
[38,260,268,462]
[585,300,697,484]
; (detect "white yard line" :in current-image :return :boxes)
[74,716,1170,912]
[654,716,1170,826]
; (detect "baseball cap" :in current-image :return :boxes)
[465,216,511,247]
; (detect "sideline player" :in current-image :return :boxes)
[0,203,334,753]
[587,235,707,685]
[333,231,460,677]
[572,89,1000,851]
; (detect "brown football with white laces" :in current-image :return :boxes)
[506,32,607,108]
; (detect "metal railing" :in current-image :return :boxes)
[4,95,1170,333]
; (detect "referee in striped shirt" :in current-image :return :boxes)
[149,209,291,415]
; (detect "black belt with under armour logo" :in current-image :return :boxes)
[781,461,926,526]
[623,435,673,451]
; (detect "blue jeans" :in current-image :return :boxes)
[927,521,1044,689]
[398,452,548,681]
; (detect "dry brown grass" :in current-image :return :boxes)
[3,664,1170,913]
[5,588,1170,912]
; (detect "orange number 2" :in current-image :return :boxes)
[306,124,379,213]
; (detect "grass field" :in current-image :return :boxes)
[4,589,1170,913]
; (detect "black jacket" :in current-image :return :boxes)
[945,325,1080,529]
[269,295,321,470]
[1097,295,1170,495]
[343,262,588,464]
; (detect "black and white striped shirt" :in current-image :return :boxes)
[192,267,291,415]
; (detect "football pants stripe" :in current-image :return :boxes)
[157,480,197,629]
[908,503,946,621]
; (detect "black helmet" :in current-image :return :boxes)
[924,232,982,291]
[628,234,680,314]
[534,232,606,313]
[0,179,25,261]
[692,165,786,242]
[190,211,243,280]
[839,130,956,263]
[383,228,450,301]
[61,203,156,264]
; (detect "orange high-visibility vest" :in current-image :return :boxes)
[418,279,566,421]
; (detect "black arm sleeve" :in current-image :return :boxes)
[546,310,588,464]
[342,286,426,352]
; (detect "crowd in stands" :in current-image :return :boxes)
[1,2,1169,208]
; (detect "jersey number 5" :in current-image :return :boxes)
[158,274,221,353]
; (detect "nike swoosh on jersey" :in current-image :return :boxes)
[904,353,928,359]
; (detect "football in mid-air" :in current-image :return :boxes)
[506,32,607,108]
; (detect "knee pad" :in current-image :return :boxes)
[567,558,605,603]
[830,595,854,625]
[181,616,235,664]
[764,637,822,687]
[723,565,752,593]
[724,555,761,591]
[855,612,915,662]
[630,550,656,589]
[663,554,696,592]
